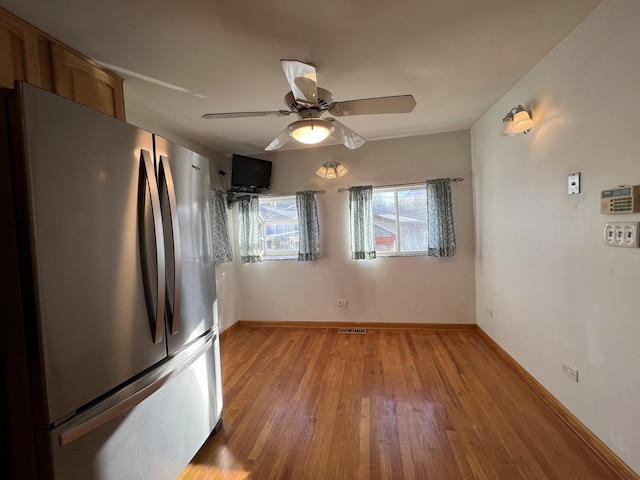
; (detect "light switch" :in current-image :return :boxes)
[568,172,580,195]
[604,224,615,244]
[604,222,640,248]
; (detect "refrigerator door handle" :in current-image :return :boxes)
[159,155,182,335]
[139,149,166,344]
[58,333,214,447]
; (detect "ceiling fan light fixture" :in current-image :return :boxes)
[288,119,332,144]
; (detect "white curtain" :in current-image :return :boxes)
[349,186,376,260]
[238,196,262,263]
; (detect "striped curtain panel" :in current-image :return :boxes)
[238,195,262,263]
[210,189,233,264]
[296,190,321,262]
[349,185,376,260]
[426,178,456,257]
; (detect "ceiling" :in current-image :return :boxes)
[1,0,601,156]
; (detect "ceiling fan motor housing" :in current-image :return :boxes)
[284,87,334,113]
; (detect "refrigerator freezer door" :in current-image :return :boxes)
[17,84,168,425]
[154,136,217,354]
[43,333,221,480]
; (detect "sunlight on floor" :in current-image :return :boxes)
[180,463,251,480]
[179,445,252,480]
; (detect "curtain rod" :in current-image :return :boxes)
[259,190,326,196]
[223,189,325,208]
[337,177,464,193]
[223,189,326,198]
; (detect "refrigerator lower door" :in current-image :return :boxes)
[154,136,217,354]
[42,332,221,480]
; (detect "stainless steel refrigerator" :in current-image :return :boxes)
[0,82,223,479]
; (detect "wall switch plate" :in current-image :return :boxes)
[568,172,580,195]
[562,362,579,382]
[336,299,348,307]
[604,222,640,248]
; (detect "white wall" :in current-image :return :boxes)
[471,0,640,473]
[126,110,239,333]
[233,130,476,324]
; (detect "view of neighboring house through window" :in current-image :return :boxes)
[258,196,299,259]
[372,186,428,255]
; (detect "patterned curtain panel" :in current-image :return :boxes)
[296,190,321,262]
[238,195,262,263]
[349,185,376,260]
[426,178,456,257]
[210,189,233,264]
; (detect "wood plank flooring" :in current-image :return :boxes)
[178,327,619,480]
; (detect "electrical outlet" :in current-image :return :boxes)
[486,307,493,317]
[337,299,348,307]
[562,362,579,382]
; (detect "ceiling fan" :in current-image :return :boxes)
[202,59,416,151]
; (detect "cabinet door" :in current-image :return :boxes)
[50,43,125,120]
[0,9,42,88]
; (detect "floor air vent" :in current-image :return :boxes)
[338,328,366,334]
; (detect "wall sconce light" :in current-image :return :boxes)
[316,161,348,180]
[501,105,534,135]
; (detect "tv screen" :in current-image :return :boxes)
[231,154,272,190]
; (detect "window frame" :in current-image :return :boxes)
[372,185,428,257]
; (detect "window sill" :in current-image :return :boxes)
[375,252,428,258]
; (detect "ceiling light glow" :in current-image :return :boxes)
[288,120,332,144]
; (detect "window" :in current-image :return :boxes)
[372,186,427,255]
[258,196,299,258]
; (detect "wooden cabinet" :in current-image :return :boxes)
[51,44,125,120]
[0,8,125,120]
[0,10,42,88]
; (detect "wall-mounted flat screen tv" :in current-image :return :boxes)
[231,154,272,190]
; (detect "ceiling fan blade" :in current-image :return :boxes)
[202,110,290,119]
[280,59,318,106]
[327,119,366,150]
[264,128,292,151]
[328,95,416,117]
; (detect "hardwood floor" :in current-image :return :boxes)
[179,327,619,479]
